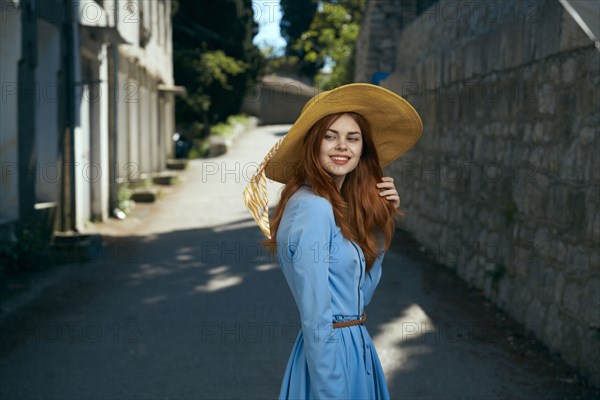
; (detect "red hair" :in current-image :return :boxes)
[264,112,403,273]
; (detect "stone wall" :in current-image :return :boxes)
[242,75,318,125]
[356,0,600,386]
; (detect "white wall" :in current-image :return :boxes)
[35,19,61,204]
[0,3,21,224]
[89,44,110,222]
[127,75,140,180]
[117,59,129,181]
[116,0,174,85]
[139,75,151,175]
[75,84,91,231]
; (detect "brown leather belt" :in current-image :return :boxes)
[332,312,366,329]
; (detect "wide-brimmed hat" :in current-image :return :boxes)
[243,83,423,239]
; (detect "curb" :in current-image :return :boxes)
[208,116,259,157]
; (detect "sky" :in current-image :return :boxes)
[252,0,287,56]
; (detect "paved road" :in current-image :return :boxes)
[0,125,597,399]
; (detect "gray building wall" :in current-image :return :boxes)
[356,0,600,386]
[0,0,178,238]
[242,76,318,125]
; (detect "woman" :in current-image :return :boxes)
[244,83,423,399]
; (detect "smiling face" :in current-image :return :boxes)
[318,113,363,189]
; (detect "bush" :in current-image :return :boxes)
[117,183,135,215]
[211,113,249,138]
[187,139,211,159]
[0,220,58,275]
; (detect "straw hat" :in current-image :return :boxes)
[243,83,423,239]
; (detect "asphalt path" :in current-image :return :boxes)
[0,125,597,399]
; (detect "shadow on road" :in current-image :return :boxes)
[1,216,597,399]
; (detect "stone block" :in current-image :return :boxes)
[560,321,583,367]
[562,281,581,315]
[553,240,567,264]
[541,266,556,302]
[546,185,571,230]
[208,135,227,157]
[589,144,600,181]
[540,144,561,176]
[570,189,587,230]
[554,272,565,304]
[151,171,178,186]
[533,227,553,257]
[508,245,529,281]
[565,244,589,276]
[510,285,532,324]
[166,159,188,170]
[526,260,545,296]
[562,57,576,83]
[525,297,547,334]
[582,277,600,328]
[579,124,597,146]
[575,79,600,116]
[497,276,513,308]
[543,304,563,352]
[581,329,600,387]
[537,84,556,114]
[131,187,160,203]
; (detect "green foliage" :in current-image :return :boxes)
[280,0,318,44]
[262,52,301,77]
[280,0,319,77]
[186,114,249,159]
[198,50,248,90]
[173,0,264,134]
[187,139,210,159]
[211,113,250,138]
[211,122,234,138]
[117,183,135,215]
[227,113,249,125]
[284,0,366,87]
[178,47,249,127]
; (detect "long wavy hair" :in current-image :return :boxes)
[263,112,403,273]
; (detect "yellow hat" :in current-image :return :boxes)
[243,83,423,238]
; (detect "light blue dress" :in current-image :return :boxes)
[277,184,391,399]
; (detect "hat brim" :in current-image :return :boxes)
[264,83,423,184]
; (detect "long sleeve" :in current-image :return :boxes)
[364,251,384,306]
[278,196,349,399]
[364,229,385,306]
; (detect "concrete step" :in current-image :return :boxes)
[166,159,188,170]
[131,187,160,203]
[50,232,103,264]
[151,171,179,186]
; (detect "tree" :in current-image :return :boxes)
[173,0,264,136]
[280,0,318,44]
[280,0,319,78]
[292,0,366,89]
